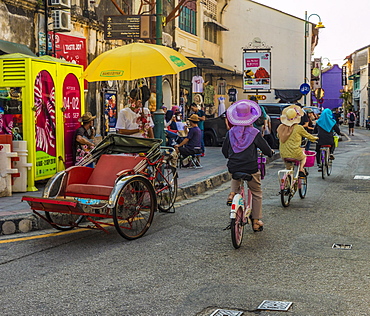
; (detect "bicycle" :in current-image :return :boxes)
[319,145,333,179]
[227,153,266,249]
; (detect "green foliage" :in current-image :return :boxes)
[340,91,352,113]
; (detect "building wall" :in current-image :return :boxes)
[221,0,312,103]
[321,65,343,109]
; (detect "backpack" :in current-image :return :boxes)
[254,105,265,126]
[349,112,355,122]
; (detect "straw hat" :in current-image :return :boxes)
[78,112,96,123]
[188,114,200,122]
[226,99,261,126]
[280,105,304,126]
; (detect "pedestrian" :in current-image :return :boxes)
[277,104,318,177]
[115,88,154,138]
[174,114,202,159]
[73,112,96,165]
[190,103,206,156]
[263,114,274,148]
[347,109,356,136]
[222,99,274,232]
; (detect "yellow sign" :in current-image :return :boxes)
[248,95,266,101]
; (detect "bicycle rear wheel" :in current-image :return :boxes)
[280,175,292,207]
[298,175,308,198]
[321,150,327,179]
[327,155,333,176]
[113,176,156,240]
[155,163,178,212]
[231,206,244,249]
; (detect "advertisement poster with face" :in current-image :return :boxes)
[63,73,81,168]
[34,70,57,178]
[104,90,117,133]
[243,52,271,90]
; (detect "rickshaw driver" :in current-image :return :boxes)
[116,89,154,138]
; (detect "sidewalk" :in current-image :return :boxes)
[0,147,280,235]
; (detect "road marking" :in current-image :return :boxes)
[354,175,370,180]
[0,227,90,244]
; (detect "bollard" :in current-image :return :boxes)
[12,141,33,192]
[0,144,19,197]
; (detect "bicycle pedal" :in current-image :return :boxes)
[223,224,231,230]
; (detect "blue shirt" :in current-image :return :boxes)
[186,126,202,149]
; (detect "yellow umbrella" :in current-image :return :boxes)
[82,42,196,82]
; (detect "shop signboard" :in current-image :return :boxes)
[243,52,271,90]
[34,70,57,179]
[104,15,152,40]
[63,73,82,168]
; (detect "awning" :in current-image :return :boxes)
[0,39,36,56]
[348,73,360,80]
[275,89,303,103]
[187,57,241,75]
[203,16,229,31]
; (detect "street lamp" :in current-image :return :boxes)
[321,57,332,69]
[304,11,325,106]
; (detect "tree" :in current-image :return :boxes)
[339,91,352,114]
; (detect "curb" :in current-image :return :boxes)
[0,153,280,236]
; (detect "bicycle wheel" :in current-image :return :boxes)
[113,176,156,240]
[43,172,84,231]
[280,175,292,207]
[298,175,308,198]
[154,163,178,212]
[327,155,333,176]
[321,150,327,180]
[231,206,244,249]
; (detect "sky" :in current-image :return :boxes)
[253,0,370,66]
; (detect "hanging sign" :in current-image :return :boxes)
[243,52,271,90]
[300,83,311,95]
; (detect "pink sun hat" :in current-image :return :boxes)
[226,99,261,126]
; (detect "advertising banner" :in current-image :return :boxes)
[243,52,271,90]
[104,90,117,133]
[0,87,23,139]
[34,70,57,178]
[63,73,82,168]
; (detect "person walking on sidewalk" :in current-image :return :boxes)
[222,99,273,232]
[347,109,356,136]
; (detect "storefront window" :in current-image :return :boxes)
[204,23,218,44]
[0,87,23,139]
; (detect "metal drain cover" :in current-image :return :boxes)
[210,309,243,316]
[332,243,352,250]
[257,300,293,311]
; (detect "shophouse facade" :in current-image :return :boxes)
[321,64,343,110]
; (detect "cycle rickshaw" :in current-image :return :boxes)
[22,134,178,240]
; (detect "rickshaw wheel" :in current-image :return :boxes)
[43,171,84,231]
[154,163,178,212]
[113,176,156,240]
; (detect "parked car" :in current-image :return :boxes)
[261,103,291,149]
[204,112,228,146]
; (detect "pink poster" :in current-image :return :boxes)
[63,73,81,168]
[34,70,57,178]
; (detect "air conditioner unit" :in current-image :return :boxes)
[52,10,71,31]
[50,0,71,9]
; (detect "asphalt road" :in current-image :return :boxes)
[1,128,370,316]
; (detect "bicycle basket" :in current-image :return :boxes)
[304,150,316,167]
[333,135,339,147]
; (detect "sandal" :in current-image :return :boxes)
[298,171,306,177]
[252,219,264,232]
[226,192,236,206]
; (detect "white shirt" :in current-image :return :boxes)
[115,107,154,138]
[192,76,204,93]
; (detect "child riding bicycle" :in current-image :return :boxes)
[222,99,274,232]
[313,108,344,167]
[277,104,318,177]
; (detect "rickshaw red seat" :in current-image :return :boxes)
[65,154,145,199]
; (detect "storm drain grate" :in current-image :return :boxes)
[332,243,352,250]
[210,309,243,316]
[257,300,293,311]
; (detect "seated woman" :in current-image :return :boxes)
[277,105,318,177]
[313,108,343,166]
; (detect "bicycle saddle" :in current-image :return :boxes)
[232,172,252,181]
